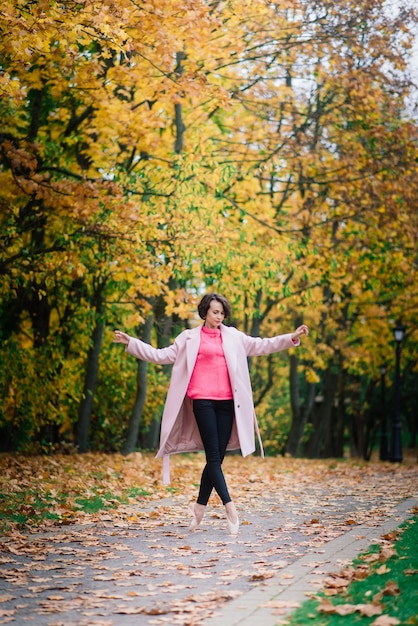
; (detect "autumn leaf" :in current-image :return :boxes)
[371,616,401,626]
[318,600,382,617]
[248,572,275,582]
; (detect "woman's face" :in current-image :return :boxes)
[204,300,225,329]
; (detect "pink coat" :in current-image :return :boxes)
[125,324,299,483]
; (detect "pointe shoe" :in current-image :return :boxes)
[227,514,239,536]
[188,502,203,531]
[225,502,239,536]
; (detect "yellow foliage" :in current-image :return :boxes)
[0,0,417,451]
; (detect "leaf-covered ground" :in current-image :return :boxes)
[1,451,417,534]
[285,514,418,626]
[0,452,417,625]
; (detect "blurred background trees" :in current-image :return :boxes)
[1,0,417,459]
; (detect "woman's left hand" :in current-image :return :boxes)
[292,324,309,342]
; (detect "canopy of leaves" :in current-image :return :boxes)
[0,0,417,453]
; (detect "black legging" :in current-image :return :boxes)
[192,399,235,506]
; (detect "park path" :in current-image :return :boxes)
[0,457,417,625]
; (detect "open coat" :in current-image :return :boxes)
[125,324,299,483]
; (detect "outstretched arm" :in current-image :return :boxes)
[242,324,309,357]
[113,329,178,365]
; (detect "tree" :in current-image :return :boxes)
[0,0,416,455]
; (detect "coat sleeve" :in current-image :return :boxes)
[239,331,299,357]
[125,335,180,365]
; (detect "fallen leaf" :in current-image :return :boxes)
[318,601,382,617]
[382,580,400,596]
[0,609,16,617]
[248,572,274,582]
[323,575,350,589]
[381,531,400,541]
[318,601,357,615]
[379,547,396,561]
[371,616,401,626]
[358,603,383,617]
[113,605,145,614]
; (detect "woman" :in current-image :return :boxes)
[114,293,308,536]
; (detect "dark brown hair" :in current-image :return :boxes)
[197,293,232,319]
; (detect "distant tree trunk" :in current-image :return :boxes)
[154,293,177,348]
[287,353,302,455]
[26,205,50,347]
[121,315,153,456]
[29,280,50,348]
[409,407,417,449]
[246,289,263,337]
[304,366,338,458]
[350,411,363,458]
[285,354,316,456]
[284,312,316,457]
[334,362,346,457]
[246,290,263,373]
[141,418,160,450]
[350,378,377,459]
[75,284,105,452]
[174,51,186,153]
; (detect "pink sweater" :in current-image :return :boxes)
[187,326,233,400]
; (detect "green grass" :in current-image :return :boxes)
[285,515,418,626]
[0,489,63,528]
[0,485,152,533]
[165,486,180,493]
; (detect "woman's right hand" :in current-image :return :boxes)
[114,330,130,345]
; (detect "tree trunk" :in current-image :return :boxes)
[350,378,377,459]
[285,353,301,455]
[409,406,417,449]
[285,312,317,457]
[304,366,338,458]
[121,315,153,456]
[141,417,160,450]
[285,357,316,456]
[174,51,186,153]
[75,319,104,452]
[75,284,105,452]
[350,410,363,458]
[27,204,50,347]
[29,281,50,348]
[334,363,346,457]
